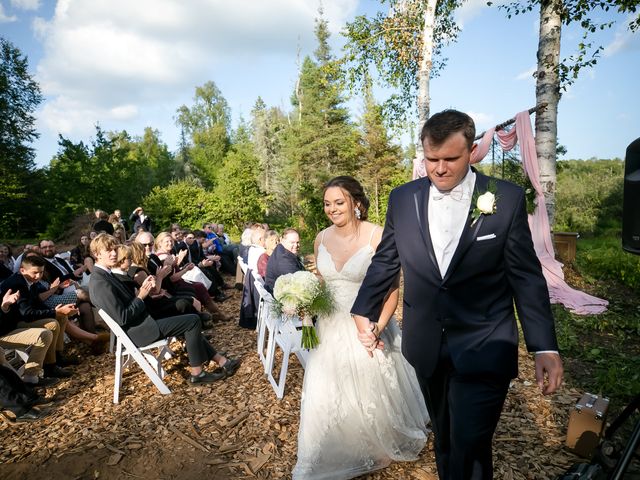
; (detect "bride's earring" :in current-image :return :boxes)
[354,206,361,220]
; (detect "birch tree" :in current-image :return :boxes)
[342,0,462,160]
[499,0,640,223]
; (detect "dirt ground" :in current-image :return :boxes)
[0,273,594,480]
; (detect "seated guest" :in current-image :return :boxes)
[0,289,59,387]
[141,232,227,319]
[12,244,38,273]
[257,230,280,278]
[265,228,304,293]
[89,234,240,384]
[0,244,15,272]
[202,223,235,274]
[39,239,95,333]
[69,234,94,273]
[238,225,254,263]
[183,231,229,297]
[93,210,115,235]
[247,225,266,273]
[115,244,209,323]
[0,256,78,380]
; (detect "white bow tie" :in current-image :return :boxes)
[432,185,469,202]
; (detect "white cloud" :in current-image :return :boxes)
[0,3,17,22]
[466,110,495,131]
[9,0,40,10]
[604,15,640,57]
[33,0,359,138]
[515,66,536,81]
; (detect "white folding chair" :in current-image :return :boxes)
[98,309,176,404]
[251,270,264,286]
[238,256,248,275]
[265,314,309,399]
[254,280,277,370]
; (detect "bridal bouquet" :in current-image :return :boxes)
[272,270,334,349]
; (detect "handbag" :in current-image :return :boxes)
[181,266,212,290]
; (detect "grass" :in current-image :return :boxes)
[553,236,640,411]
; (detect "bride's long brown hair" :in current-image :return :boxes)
[323,176,370,222]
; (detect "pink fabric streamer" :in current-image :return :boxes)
[475,111,608,315]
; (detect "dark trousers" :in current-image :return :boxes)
[155,314,215,367]
[417,340,510,480]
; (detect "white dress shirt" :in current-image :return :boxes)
[428,169,476,277]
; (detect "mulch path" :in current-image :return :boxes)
[0,275,588,480]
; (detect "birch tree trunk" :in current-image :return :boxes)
[415,0,437,161]
[535,0,562,226]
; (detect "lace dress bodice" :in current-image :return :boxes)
[316,243,374,313]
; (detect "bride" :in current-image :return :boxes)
[292,176,429,480]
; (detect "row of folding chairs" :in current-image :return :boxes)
[254,278,308,399]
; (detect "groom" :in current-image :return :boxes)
[351,109,563,480]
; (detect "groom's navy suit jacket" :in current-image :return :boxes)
[351,172,558,380]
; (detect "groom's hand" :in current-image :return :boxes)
[535,352,563,395]
[352,315,384,357]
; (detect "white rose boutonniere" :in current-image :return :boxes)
[470,180,498,226]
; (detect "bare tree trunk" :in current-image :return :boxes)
[535,0,561,226]
[415,0,437,162]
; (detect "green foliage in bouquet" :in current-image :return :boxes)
[272,270,334,349]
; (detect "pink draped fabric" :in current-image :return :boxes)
[474,111,608,314]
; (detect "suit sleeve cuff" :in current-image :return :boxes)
[535,350,559,355]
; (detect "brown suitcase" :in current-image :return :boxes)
[566,393,610,458]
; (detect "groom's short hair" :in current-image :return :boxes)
[420,109,476,150]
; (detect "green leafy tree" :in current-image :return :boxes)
[176,81,231,187]
[143,179,218,232]
[212,123,266,233]
[342,0,462,149]
[0,37,43,237]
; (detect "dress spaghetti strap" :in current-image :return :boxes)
[368,225,380,246]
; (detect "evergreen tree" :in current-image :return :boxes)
[0,37,43,237]
[283,10,360,233]
[358,87,406,224]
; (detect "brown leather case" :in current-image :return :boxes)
[566,393,610,458]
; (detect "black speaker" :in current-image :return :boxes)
[622,137,640,255]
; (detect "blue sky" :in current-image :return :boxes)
[1,0,638,167]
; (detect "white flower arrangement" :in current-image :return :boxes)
[272,270,334,349]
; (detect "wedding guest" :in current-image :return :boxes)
[265,228,304,293]
[89,234,240,384]
[129,207,151,233]
[69,234,94,273]
[93,210,114,235]
[247,225,266,273]
[257,230,279,278]
[0,244,15,272]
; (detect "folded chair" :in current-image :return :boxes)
[264,312,309,399]
[98,309,176,404]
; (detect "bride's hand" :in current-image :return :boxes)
[356,320,384,357]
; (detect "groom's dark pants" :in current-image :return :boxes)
[417,338,510,480]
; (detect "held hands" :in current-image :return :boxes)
[353,315,385,358]
[535,352,564,395]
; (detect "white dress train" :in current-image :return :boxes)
[292,237,430,480]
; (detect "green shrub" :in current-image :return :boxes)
[576,236,640,289]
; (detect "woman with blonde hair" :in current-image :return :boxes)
[257,230,279,278]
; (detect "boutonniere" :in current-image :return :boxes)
[470,180,498,226]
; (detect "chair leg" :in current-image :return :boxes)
[264,324,277,376]
[276,342,292,399]
[114,341,124,404]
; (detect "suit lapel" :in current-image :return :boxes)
[442,173,489,284]
[413,178,440,277]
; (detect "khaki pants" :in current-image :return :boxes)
[0,320,58,376]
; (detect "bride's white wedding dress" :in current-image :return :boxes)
[292,231,430,480]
